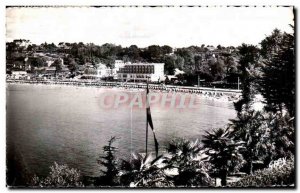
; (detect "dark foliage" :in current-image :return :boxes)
[259,29,295,117]
[234,44,260,113]
[163,138,212,187]
[230,157,294,187]
[120,153,173,187]
[96,137,119,186]
[202,128,246,186]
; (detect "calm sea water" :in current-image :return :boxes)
[6,84,236,177]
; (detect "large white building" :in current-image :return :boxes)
[112,60,127,79]
[114,60,126,70]
[117,63,165,82]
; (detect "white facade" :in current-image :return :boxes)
[11,71,27,79]
[112,60,128,79]
[114,60,126,69]
[96,64,112,78]
[117,63,165,82]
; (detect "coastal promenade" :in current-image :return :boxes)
[7,79,242,97]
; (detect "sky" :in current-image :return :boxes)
[6,6,294,48]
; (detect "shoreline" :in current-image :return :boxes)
[7,79,241,103]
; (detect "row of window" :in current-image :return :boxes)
[120,74,150,79]
[118,65,155,74]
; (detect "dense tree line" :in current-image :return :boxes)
[6,39,241,86]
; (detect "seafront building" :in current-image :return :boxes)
[11,71,28,79]
[117,62,165,82]
[94,60,128,79]
[96,63,112,78]
[112,60,127,79]
[82,64,97,79]
[7,58,165,82]
[82,62,117,79]
[81,60,165,82]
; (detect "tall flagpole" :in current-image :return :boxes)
[130,91,133,159]
[145,76,159,157]
[145,77,149,155]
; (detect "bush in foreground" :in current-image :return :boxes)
[96,137,119,186]
[163,138,213,187]
[230,157,294,187]
[31,162,84,187]
[120,153,173,187]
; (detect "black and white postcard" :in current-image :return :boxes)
[5,5,295,188]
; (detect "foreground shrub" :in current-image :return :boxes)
[31,162,84,187]
[95,137,119,186]
[120,153,174,187]
[230,157,294,187]
[163,138,213,187]
[202,128,246,186]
